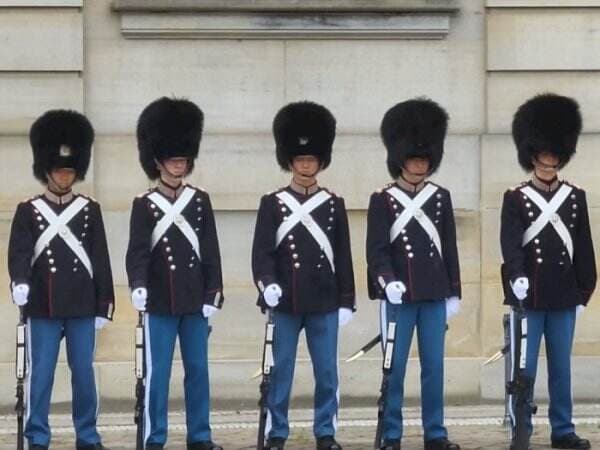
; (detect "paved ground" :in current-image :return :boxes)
[2,404,600,449]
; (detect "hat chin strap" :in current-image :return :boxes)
[47,172,75,195]
[401,162,430,180]
[156,159,188,184]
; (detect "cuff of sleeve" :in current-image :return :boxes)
[581,289,593,306]
[131,279,146,290]
[256,275,277,293]
[204,289,224,308]
[451,283,462,299]
[509,273,527,285]
[96,301,115,320]
[340,292,356,312]
[12,278,28,288]
[377,273,396,290]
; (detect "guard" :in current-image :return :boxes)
[366,98,462,450]
[125,97,224,450]
[251,101,356,450]
[8,109,115,450]
[501,93,596,450]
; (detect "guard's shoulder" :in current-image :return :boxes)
[264,186,286,198]
[321,186,340,198]
[186,184,210,201]
[375,183,394,195]
[563,180,585,193]
[135,188,153,199]
[506,181,528,193]
[186,183,207,194]
[19,194,40,206]
[428,181,450,195]
[78,193,99,205]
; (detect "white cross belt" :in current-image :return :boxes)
[275,190,335,272]
[521,184,573,261]
[31,197,93,277]
[148,187,201,261]
[387,184,442,257]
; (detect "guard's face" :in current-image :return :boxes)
[161,157,189,178]
[533,151,560,176]
[291,155,321,178]
[403,156,430,177]
[49,168,76,190]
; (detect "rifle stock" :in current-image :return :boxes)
[15,307,26,450]
[134,312,145,450]
[257,310,274,450]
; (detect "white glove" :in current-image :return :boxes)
[11,284,29,306]
[385,281,406,305]
[263,284,282,308]
[576,305,585,317]
[338,307,354,328]
[511,277,529,301]
[203,304,218,318]
[131,287,147,311]
[445,296,461,321]
[95,317,109,330]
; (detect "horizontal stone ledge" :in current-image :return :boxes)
[112,0,459,13]
[0,0,81,6]
[112,0,458,40]
[487,0,600,7]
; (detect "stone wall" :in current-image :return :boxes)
[0,0,599,408]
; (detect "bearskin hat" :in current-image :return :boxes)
[381,98,448,178]
[137,97,204,180]
[30,109,94,182]
[512,93,582,171]
[273,101,336,171]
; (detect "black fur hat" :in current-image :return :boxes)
[512,93,582,172]
[273,101,336,171]
[381,98,448,178]
[137,97,204,180]
[30,109,94,183]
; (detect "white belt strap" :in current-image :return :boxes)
[387,184,442,257]
[521,184,573,261]
[31,197,93,277]
[148,187,201,261]
[275,190,335,272]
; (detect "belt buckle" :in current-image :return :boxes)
[550,213,560,224]
[415,209,424,219]
[175,214,184,225]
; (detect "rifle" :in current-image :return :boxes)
[257,310,275,450]
[374,314,398,450]
[134,312,145,450]
[502,266,536,450]
[502,313,512,427]
[15,307,26,450]
[508,300,536,450]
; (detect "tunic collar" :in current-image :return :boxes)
[531,174,560,193]
[289,179,319,196]
[395,175,426,193]
[157,179,185,199]
[44,189,74,205]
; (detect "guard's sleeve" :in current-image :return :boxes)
[251,195,279,296]
[334,197,356,310]
[441,190,462,299]
[91,203,115,320]
[125,197,153,290]
[366,192,396,295]
[200,193,224,308]
[573,190,597,305]
[8,202,34,287]
[500,189,527,283]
